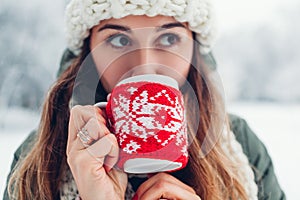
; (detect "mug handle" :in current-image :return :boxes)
[94,102,114,131]
[94,102,107,108]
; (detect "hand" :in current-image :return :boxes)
[67,105,127,200]
[133,173,201,200]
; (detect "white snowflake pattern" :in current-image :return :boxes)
[112,88,185,144]
[161,134,176,146]
[119,132,128,145]
[181,145,188,157]
[127,87,138,94]
[123,140,141,154]
[113,94,130,120]
[176,122,187,146]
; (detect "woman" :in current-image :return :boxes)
[4,0,285,199]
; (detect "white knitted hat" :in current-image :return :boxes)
[65,0,217,56]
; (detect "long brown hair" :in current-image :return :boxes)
[8,34,248,199]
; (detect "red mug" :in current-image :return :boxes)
[95,74,188,173]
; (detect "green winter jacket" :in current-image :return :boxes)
[2,114,286,200]
[3,49,286,200]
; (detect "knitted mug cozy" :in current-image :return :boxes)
[64,0,217,55]
[96,74,188,173]
[220,127,258,200]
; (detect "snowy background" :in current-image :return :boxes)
[1,0,300,199]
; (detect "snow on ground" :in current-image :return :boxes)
[0,108,40,197]
[228,102,300,200]
[1,103,299,199]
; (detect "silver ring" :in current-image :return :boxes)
[77,127,92,147]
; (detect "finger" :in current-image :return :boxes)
[69,105,97,140]
[68,105,106,150]
[86,134,119,170]
[69,134,119,174]
[138,182,201,200]
[136,173,196,196]
[67,139,107,181]
[84,117,110,141]
[94,103,108,119]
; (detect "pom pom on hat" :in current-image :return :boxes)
[64,0,217,55]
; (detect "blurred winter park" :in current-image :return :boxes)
[0,0,299,198]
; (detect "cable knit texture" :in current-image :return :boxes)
[60,126,258,199]
[65,0,217,55]
[220,126,258,200]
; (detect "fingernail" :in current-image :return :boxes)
[132,193,138,200]
[104,165,111,173]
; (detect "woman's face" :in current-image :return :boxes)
[90,15,193,92]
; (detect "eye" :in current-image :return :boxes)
[157,33,180,47]
[107,34,131,48]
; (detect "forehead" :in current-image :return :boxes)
[93,15,188,30]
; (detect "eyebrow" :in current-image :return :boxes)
[98,24,131,32]
[98,22,186,33]
[157,22,186,31]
